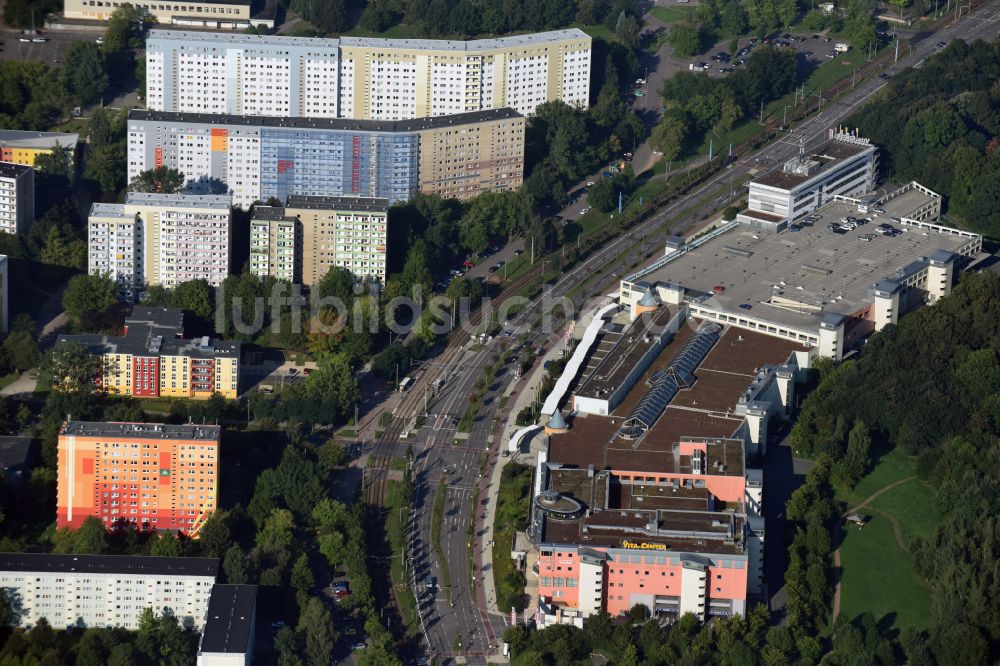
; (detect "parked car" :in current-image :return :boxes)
[352,642,367,651]
[31,37,47,43]
[788,224,802,232]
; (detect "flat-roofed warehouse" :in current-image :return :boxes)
[620,182,981,360]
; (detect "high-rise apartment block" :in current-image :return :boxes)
[146,29,591,120]
[251,195,388,285]
[249,208,300,283]
[57,307,241,400]
[0,130,78,169]
[127,109,524,208]
[0,162,34,235]
[88,192,232,295]
[0,553,219,629]
[56,420,221,534]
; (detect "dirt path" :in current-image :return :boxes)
[831,475,918,624]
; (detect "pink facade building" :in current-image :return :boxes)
[529,307,805,625]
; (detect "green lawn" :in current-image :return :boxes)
[867,478,940,544]
[838,516,933,630]
[835,448,917,508]
[648,6,692,24]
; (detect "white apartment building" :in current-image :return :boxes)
[249,209,299,283]
[146,29,591,119]
[0,553,218,630]
[0,162,34,235]
[88,192,232,294]
[739,129,878,231]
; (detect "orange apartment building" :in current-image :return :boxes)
[55,307,241,400]
[57,421,221,535]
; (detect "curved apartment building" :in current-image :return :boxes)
[145,29,591,119]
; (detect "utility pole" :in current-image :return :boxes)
[530,234,534,265]
[709,139,713,161]
[759,101,764,123]
[895,39,900,62]
[783,105,789,125]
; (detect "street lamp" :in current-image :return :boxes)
[782,105,789,126]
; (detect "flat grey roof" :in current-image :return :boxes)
[129,108,522,133]
[0,162,32,179]
[200,584,257,654]
[753,139,874,191]
[0,553,219,577]
[286,195,389,212]
[632,199,974,331]
[0,437,32,470]
[148,28,588,53]
[124,191,232,210]
[61,421,221,441]
[0,130,79,150]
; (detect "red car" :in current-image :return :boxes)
[712,285,726,294]
[462,260,476,268]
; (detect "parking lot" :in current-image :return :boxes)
[0,28,105,64]
[688,31,855,79]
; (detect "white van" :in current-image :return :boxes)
[835,42,851,53]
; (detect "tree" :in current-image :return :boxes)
[844,4,877,52]
[3,331,39,372]
[290,553,315,594]
[317,439,347,471]
[197,510,231,559]
[776,0,799,27]
[223,545,249,584]
[43,342,102,394]
[62,273,118,323]
[171,279,215,321]
[650,115,689,160]
[836,421,872,487]
[290,0,348,32]
[128,166,186,194]
[34,145,74,182]
[667,21,702,57]
[298,597,337,666]
[103,4,147,54]
[52,516,108,554]
[149,533,184,557]
[61,42,108,106]
[587,178,616,212]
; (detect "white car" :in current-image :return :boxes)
[32,37,47,43]
[586,181,595,186]
[580,206,592,215]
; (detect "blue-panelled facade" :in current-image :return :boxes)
[259,130,419,204]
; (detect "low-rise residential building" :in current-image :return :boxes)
[251,195,388,284]
[196,584,258,666]
[0,553,218,629]
[0,162,34,235]
[0,436,35,490]
[56,307,241,400]
[127,109,525,208]
[56,420,221,534]
[88,192,232,295]
[63,0,273,30]
[0,130,78,170]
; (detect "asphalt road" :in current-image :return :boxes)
[362,5,1000,663]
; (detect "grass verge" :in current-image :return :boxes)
[430,480,453,604]
[490,463,533,613]
[384,479,420,639]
